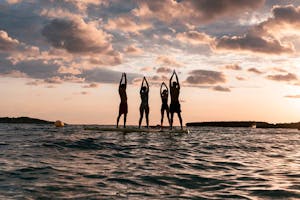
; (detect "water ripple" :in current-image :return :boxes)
[0,125,299,199]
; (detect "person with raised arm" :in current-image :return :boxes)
[160,82,170,128]
[169,70,183,129]
[138,77,149,128]
[116,73,127,128]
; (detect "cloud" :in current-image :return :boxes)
[0,70,27,78]
[80,68,139,84]
[0,30,19,52]
[266,73,298,82]
[44,76,63,84]
[42,18,115,55]
[248,67,263,74]
[105,15,152,34]
[213,85,231,92]
[224,64,242,70]
[215,33,294,55]
[259,5,300,36]
[156,67,172,74]
[124,45,143,55]
[133,74,169,86]
[236,76,246,81]
[80,91,89,95]
[156,55,183,67]
[58,66,81,75]
[133,0,265,25]
[185,70,226,85]
[176,31,213,45]
[82,83,99,88]
[140,66,152,72]
[285,94,300,98]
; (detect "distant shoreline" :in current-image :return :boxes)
[186,121,300,129]
[0,117,53,124]
[1,117,300,129]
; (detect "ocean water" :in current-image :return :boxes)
[0,124,299,200]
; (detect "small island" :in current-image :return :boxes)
[0,117,53,124]
[186,121,300,129]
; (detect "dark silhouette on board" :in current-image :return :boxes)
[169,70,183,129]
[116,73,127,128]
[160,82,170,127]
[139,77,149,128]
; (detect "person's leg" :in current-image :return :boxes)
[116,114,121,128]
[139,106,144,128]
[170,112,174,130]
[145,106,149,128]
[160,109,164,127]
[124,113,127,128]
[177,112,183,130]
[166,108,171,127]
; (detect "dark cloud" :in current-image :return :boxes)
[156,67,172,74]
[134,0,265,25]
[185,69,226,85]
[266,73,298,82]
[215,33,293,54]
[248,67,263,74]
[261,5,300,30]
[185,0,265,24]
[42,18,114,54]
[224,64,242,70]
[212,85,231,92]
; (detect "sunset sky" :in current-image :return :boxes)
[2,0,300,124]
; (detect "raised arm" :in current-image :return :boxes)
[140,77,145,93]
[119,73,124,87]
[160,82,164,95]
[164,82,168,93]
[144,77,149,92]
[124,73,127,89]
[169,71,175,88]
[175,72,180,89]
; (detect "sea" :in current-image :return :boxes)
[0,124,299,200]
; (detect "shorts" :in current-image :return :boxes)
[170,102,181,113]
[119,102,128,115]
[140,104,149,114]
[161,103,169,111]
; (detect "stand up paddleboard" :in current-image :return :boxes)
[84,126,189,134]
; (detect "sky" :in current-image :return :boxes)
[1,0,300,124]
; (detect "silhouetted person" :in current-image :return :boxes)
[160,82,170,127]
[169,70,183,129]
[139,77,149,128]
[117,73,127,128]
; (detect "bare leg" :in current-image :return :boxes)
[170,112,174,130]
[116,114,121,128]
[145,107,149,128]
[124,113,127,128]
[177,112,183,130]
[160,109,164,127]
[139,106,144,129]
[166,109,171,127]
